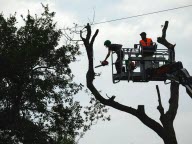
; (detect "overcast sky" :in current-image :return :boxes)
[1,0,192,144]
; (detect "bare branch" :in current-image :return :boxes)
[162,21,168,39]
[62,24,85,43]
[88,7,95,26]
[157,21,175,62]
[92,7,95,25]
[80,30,86,42]
[90,29,99,46]
[85,23,91,42]
[157,21,176,50]
[87,82,164,138]
[63,28,74,41]
[156,85,164,115]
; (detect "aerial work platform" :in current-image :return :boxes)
[112,43,178,83]
[110,43,192,98]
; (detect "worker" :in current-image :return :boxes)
[139,32,155,57]
[139,32,153,47]
[139,32,154,78]
[140,32,156,57]
[102,40,124,74]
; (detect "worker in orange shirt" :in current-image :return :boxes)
[139,32,153,47]
[139,32,154,76]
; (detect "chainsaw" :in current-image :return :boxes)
[95,60,109,68]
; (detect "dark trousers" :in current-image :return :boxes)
[115,51,124,73]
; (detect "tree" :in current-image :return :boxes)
[80,22,182,144]
[0,5,109,144]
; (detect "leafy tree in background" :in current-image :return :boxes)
[0,4,109,144]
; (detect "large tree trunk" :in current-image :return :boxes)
[160,82,179,144]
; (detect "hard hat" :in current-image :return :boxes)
[140,32,146,36]
[104,40,111,46]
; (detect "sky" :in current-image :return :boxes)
[1,0,192,144]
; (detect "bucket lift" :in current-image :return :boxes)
[112,43,170,82]
[111,43,192,97]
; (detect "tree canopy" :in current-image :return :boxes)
[0,5,109,144]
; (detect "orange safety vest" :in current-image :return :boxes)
[140,38,152,47]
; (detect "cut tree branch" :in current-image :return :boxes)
[157,21,175,61]
[162,21,168,39]
[156,85,164,115]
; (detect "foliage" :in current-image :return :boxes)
[0,5,109,144]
